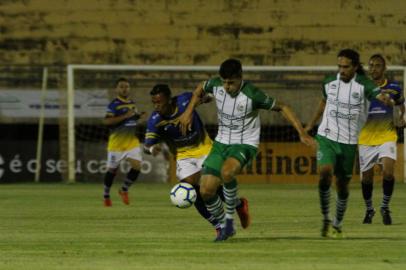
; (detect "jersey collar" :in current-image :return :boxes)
[378,79,388,88]
[117,96,130,103]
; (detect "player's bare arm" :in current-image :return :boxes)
[396,102,406,128]
[178,82,205,135]
[272,101,316,148]
[104,108,137,126]
[304,99,326,132]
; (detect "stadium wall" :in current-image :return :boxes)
[0,0,406,66]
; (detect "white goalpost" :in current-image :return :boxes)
[66,64,406,184]
[34,67,48,182]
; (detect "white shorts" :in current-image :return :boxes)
[176,155,207,181]
[358,142,397,172]
[107,146,143,169]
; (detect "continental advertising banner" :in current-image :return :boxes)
[170,142,404,184]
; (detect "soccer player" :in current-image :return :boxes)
[179,58,315,241]
[305,49,394,237]
[144,84,250,236]
[102,77,146,207]
[358,54,405,225]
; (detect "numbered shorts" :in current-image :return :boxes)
[202,141,257,178]
[316,135,356,179]
[176,155,207,181]
[107,145,143,169]
[358,141,397,172]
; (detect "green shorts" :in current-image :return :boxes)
[316,135,357,179]
[202,141,258,178]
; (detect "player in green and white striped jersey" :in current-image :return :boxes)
[305,49,394,238]
[179,58,315,241]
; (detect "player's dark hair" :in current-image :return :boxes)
[219,58,242,79]
[115,77,129,86]
[369,54,386,67]
[337,49,366,75]
[150,84,172,97]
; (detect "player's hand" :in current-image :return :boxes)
[304,124,312,134]
[150,144,162,156]
[144,144,162,156]
[138,111,148,121]
[378,91,395,107]
[178,112,193,135]
[124,108,136,119]
[300,134,316,149]
[397,118,406,128]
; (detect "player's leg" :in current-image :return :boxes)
[200,143,229,241]
[361,169,375,223]
[119,146,143,205]
[359,144,378,224]
[178,159,221,234]
[200,174,226,241]
[319,164,333,236]
[223,144,257,230]
[103,167,117,206]
[103,151,123,206]
[214,182,249,228]
[331,143,356,237]
[333,174,350,237]
[221,157,241,237]
[315,136,336,236]
[379,142,397,225]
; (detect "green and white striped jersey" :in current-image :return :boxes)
[317,73,380,144]
[203,77,275,147]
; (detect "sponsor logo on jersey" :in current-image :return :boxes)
[351,92,360,100]
[237,103,245,111]
[329,110,357,120]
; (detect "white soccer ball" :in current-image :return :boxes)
[169,182,197,208]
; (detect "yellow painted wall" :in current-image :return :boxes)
[1,0,406,65]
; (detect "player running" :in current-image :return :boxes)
[179,58,315,241]
[358,54,405,225]
[305,49,394,237]
[144,84,250,236]
[102,77,146,207]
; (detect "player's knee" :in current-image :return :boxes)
[382,172,395,182]
[361,177,373,185]
[200,185,217,201]
[319,167,333,184]
[130,161,142,171]
[336,176,350,194]
[221,169,235,183]
[337,189,349,200]
[127,168,140,181]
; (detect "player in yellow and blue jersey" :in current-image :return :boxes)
[103,77,146,207]
[144,84,250,237]
[358,54,405,225]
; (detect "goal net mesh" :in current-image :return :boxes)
[69,67,404,183]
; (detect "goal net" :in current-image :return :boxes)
[66,65,406,184]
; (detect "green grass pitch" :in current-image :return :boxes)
[0,182,405,270]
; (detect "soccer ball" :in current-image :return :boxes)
[169,182,197,208]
